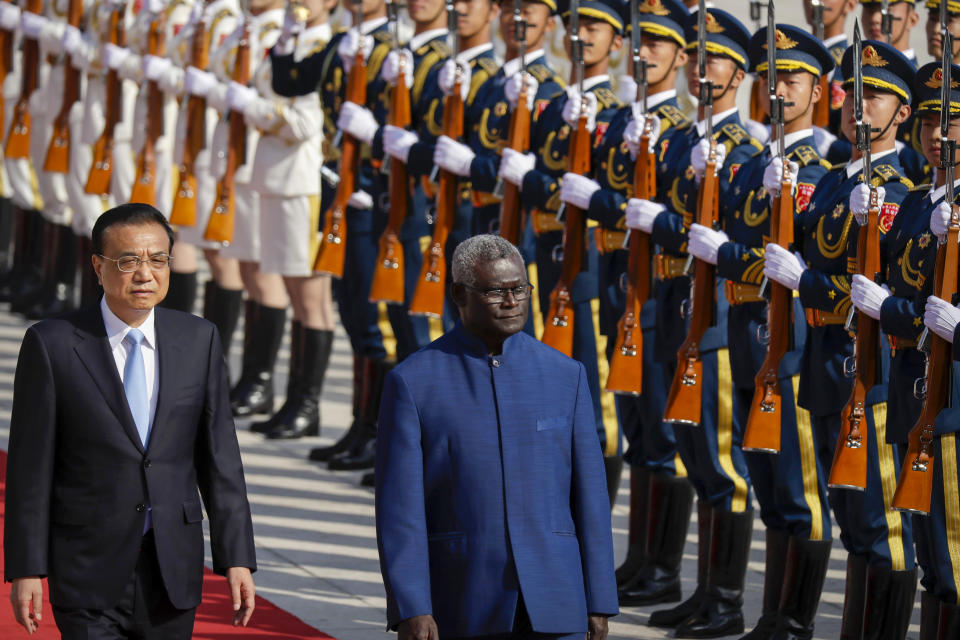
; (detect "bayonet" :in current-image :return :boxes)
[750,0,763,31]
[428,2,460,183]
[381,0,402,173]
[811,0,824,41]
[631,0,648,112]
[881,0,893,44]
[556,0,586,223]
[492,0,528,199]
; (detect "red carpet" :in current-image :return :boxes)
[0,450,336,639]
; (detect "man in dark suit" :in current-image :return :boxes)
[375,235,618,640]
[4,203,257,638]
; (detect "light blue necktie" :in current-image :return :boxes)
[124,328,150,447]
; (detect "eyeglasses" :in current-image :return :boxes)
[97,254,173,273]
[463,283,534,304]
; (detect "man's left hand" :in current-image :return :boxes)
[587,614,608,640]
[226,567,255,626]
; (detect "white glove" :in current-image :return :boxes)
[226,81,258,114]
[505,72,538,110]
[62,24,84,57]
[623,109,661,160]
[850,274,890,321]
[145,0,167,12]
[383,124,418,163]
[434,135,475,177]
[0,3,20,32]
[930,201,953,237]
[560,173,601,209]
[617,74,638,104]
[691,138,727,183]
[499,147,535,186]
[336,101,378,146]
[763,243,806,290]
[849,184,885,221]
[438,59,471,100]
[625,198,664,233]
[38,17,65,55]
[347,190,374,210]
[382,49,414,88]
[102,42,130,70]
[143,54,171,82]
[688,223,729,265]
[184,66,217,97]
[562,87,597,132]
[925,295,960,342]
[20,11,46,40]
[338,27,374,74]
[763,156,799,198]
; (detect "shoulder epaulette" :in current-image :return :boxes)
[374,29,392,44]
[334,25,348,35]
[657,104,691,129]
[593,87,620,110]
[909,183,932,193]
[720,122,750,146]
[527,63,553,84]
[790,144,822,167]
[476,56,500,78]
[429,39,451,58]
[872,163,913,188]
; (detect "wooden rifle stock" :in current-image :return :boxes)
[743,173,796,452]
[498,80,531,245]
[203,25,249,244]
[86,9,124,194]
[829,198,882,490]
[44,0,83,173]
[606,123,654,395]
[663,148,719,426]
[541,113,590,356]
[892,214,959,513]
[812,75,830,129]
[370,53,410,303]
[749,80,764,124]
[314,49,367,276]
[130,17,166,205]
[5,0,43,159]
[409,69,465,317]
[170,16,210,227]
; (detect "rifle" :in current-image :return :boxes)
[43,0,83,172]
[663,0,719,426]
[748,0,765,123]
[409,3,462,317]
[497,0,530,245]
[541,0,590,356]
[829,21,880,490]
[0,1,15,138]
[744,3,795,452]
[607,0,653,395]
[892,29,958,515]
[370,0,409,303]
[203,23,250,244]
[85,3,125,194]
[314,4,364,276]
[880,0,893,44]
[169,10,210,227]
[130,12,166,205]
[810,0,829,129]
[5,0,43,159]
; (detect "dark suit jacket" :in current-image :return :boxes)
[3,305,256,610]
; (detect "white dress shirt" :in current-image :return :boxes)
[101,297,160,438]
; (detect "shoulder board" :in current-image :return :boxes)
[476,56,499,78]
[872,163,913,188]
[657,104,691,129]
[909,181,933,193]
[429,39,451,58]
[374,29,392,44]
[527,64,553,83]
[259,21,280,41]
[593,87,620,110]
[720,122,750,147]
[306,39,326,58]
[334,25,348,35]
[789,145,822,168]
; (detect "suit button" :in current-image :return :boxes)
[491,358,501,367]
[136,503,146,512]
[143,459,151,469]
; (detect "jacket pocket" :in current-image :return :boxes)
[537,415,570,431]
[183,497,204,523]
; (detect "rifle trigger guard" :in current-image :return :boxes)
[551,244,564,264]
[488,218,500,235]
[843,355,857,378]
[756,323,770,346]
[425,205,436,225]
[619,272,628,293]
[680,298,690,320]
[914,376,927,400]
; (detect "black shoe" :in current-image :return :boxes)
[265,327,333,439]
[674,509,753,638]
[616,467,651,587]
[740,529,790,640]
[159,270,199,314]
[862,565,917,640]
[840,554,869,640]
[251,321,303,434]
[769,536,833,640]
[0,208,30,302]
[328,434,376,470]
[360,472,375,487]
[327,359,390,469]
[231,303,285,417]
[648,500,713,628]
[308,355,367,462]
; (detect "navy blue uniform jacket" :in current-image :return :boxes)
[374,322,619,636]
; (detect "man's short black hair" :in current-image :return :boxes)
[92,203,175,256]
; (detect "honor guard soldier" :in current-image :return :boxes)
[804,0,858,143]
[763,36,917,640]
[0,3,22,309]
[623,7,762,636]
[687,21,835,638]
[925,0,960,61]
[561,0,696,610]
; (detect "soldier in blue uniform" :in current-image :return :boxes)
[684,24,836,640]
[805,0,858,143]
[623,9,762,637]
[763,40,917,640]
[499,0,626,487]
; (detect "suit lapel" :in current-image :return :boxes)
[73,306,145,454]
[147,308,184,453]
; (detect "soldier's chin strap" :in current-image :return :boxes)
[712,67,739,104]
[785,88,815,128]
[870,102,903,144]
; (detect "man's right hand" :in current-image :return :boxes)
[10,576,43,634]
[398,614,438,640]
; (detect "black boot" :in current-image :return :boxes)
[740,529,791,640]
[862,566,917,640]
[160,271,199,313]
[0,198,16,283]
[26,226,77,319]
[12,217,55,313]
[231,303,285,417]
[309,355,367,462]
[920,591,940,640]
[328,359,390,471]
[78,236,101,307]
[616,467,651,587]
[938,601,960,640]
[649,500,712,628]
[266,327,333,439]
[840,555,869,640]
[251,321,302,433]
[0,207,30,302]
[605,455,624,509]
[620,473,693,607]
[674,509,753,638]
[210,284,243,356]
[768,536,833,640]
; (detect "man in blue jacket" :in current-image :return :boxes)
[375,234,618,639]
